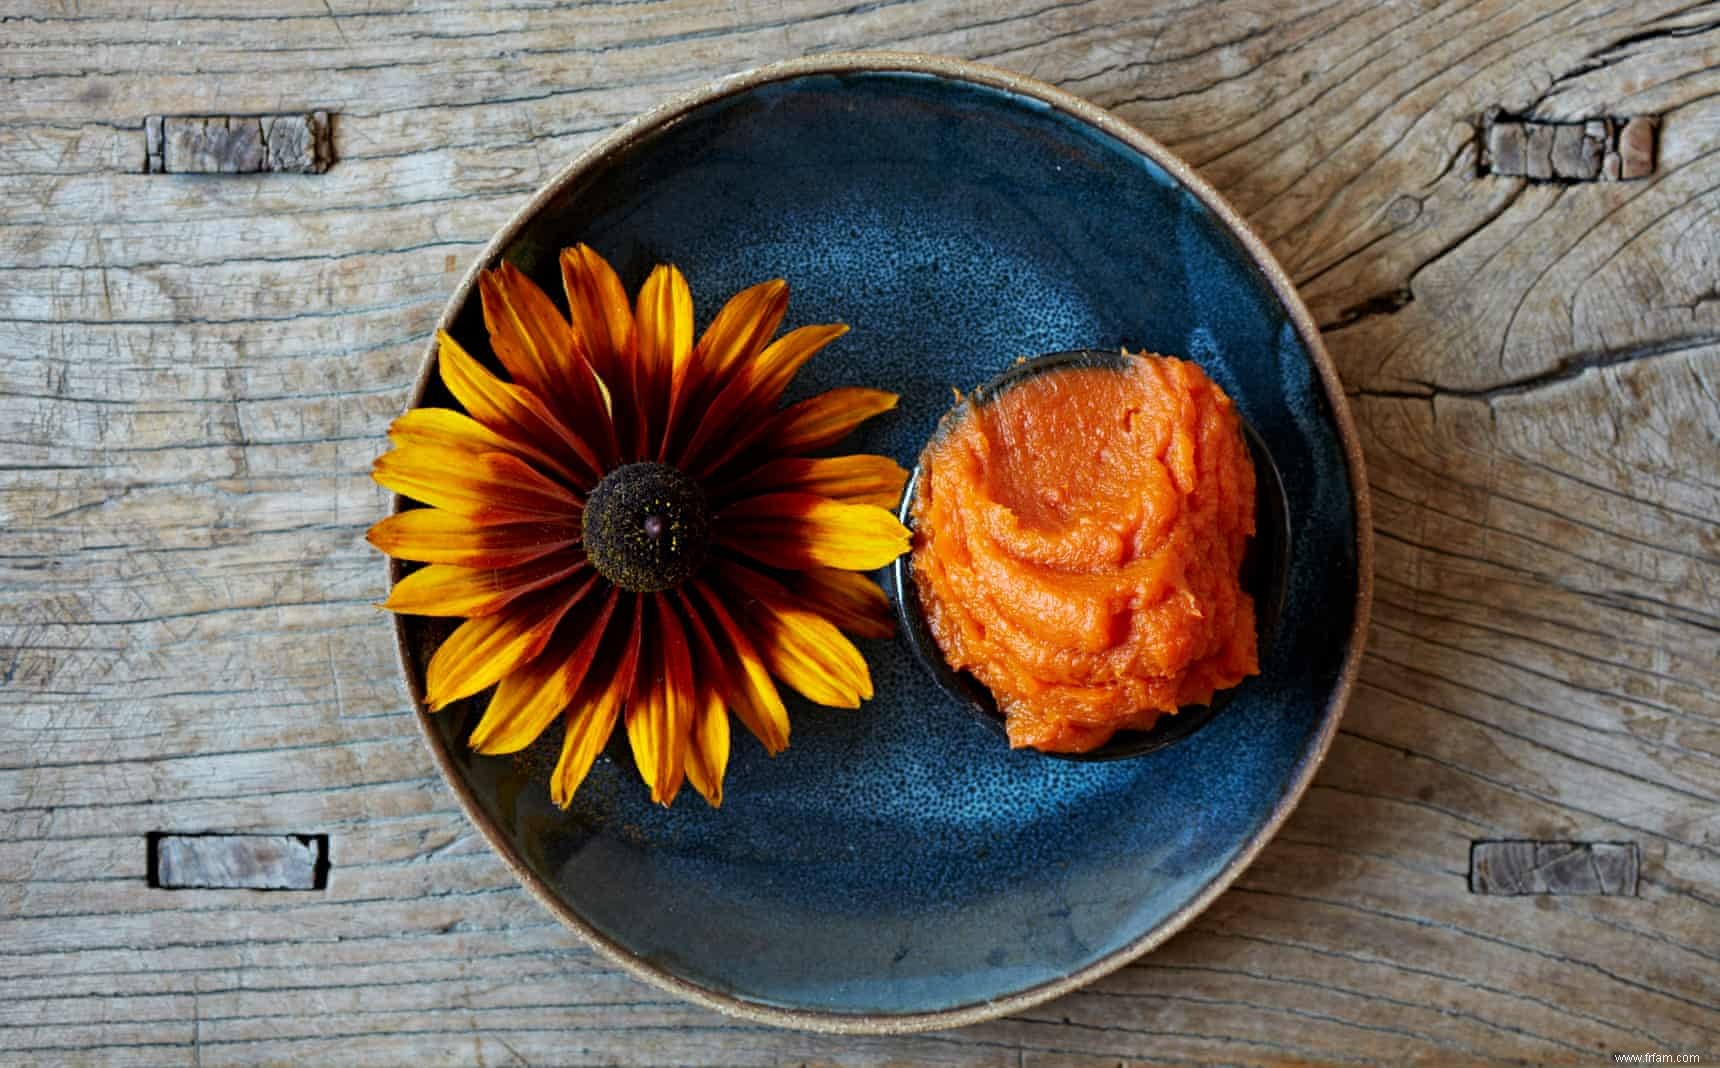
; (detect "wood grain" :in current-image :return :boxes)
[2,0,1716,1063]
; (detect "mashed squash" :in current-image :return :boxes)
[911,353,1258,752]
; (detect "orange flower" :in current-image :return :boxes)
[369,248,909,808]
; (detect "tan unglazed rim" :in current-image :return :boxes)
[389,51,1375,1036]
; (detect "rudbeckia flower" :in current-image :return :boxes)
[370,245,910,808]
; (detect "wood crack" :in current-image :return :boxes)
[1323,183,1528,336]
[1542,14,1720,99]
[1319,287,1415,333]
[1211,928,1670,1046]
[1355,332,1720,400]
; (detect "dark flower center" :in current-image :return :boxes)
[582,462,710,593]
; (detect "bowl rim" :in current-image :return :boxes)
[388,50,1375,1036]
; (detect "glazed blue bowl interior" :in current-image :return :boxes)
[415,70,1359,1019]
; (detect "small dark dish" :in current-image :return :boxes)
[890,348,1292,761]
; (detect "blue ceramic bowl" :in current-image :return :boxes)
[392,53,1371,1033]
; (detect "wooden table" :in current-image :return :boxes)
[4,1,1716,1063]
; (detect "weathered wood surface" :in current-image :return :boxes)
[2,0,1716,1063]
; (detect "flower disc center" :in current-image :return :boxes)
[582,462,710,593]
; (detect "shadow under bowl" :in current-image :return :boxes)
[888,348,1292,761]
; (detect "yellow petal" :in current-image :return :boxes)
[484,266,622,467]
[744,323,849,407]
[551,596,641,808]
[468,589,619,752]
[680,584,789,754]
[716,493,910,571]
[485,263,623,468]
[625,596,694,806]
[632,264,694,457]
[683,684,730,808]
[639,264,698,457]
[560,244,636,385]
[789,567,895,640]
[382,552,585,617]
[720,454,907,509]
[672,324,848,469]
[694,278,788,382]
[387,408,516,455]
[367,508,578,568]
[551,690,621,809]
[373,445,582,524]
[437,330,604,485]
[635,264,694,379]
[767,387,899,454]
[425,580,593,711]
[479,264,562,398]
[718,563,873,708]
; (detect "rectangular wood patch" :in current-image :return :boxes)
[149,833,329,890]
[1469,840,1638,896]
[1479,112,1656,181]
[143,112,333,174]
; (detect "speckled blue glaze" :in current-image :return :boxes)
[427,71,1358,1019]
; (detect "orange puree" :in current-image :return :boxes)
[911,353,1258,752]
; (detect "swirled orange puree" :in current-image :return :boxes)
[911,353,1258,753]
